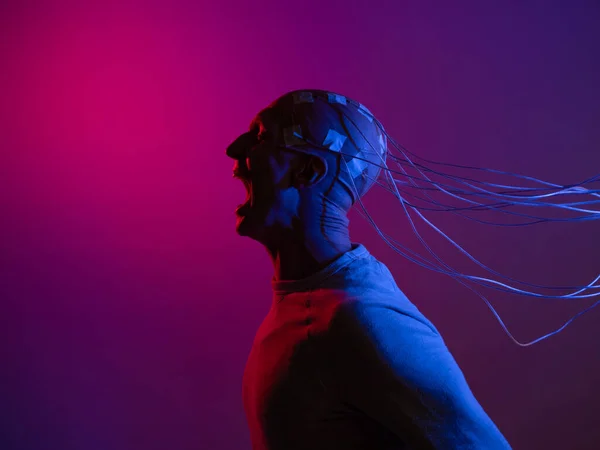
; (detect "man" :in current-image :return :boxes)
[225,89,511,449]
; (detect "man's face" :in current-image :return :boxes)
[225,110,298,242]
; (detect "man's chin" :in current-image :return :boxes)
[236,214,271,245]
[235,220,251,237]
[235,214,257,238]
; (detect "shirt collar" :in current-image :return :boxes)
[271,243,369,295]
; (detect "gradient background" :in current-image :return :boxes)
[2,1,599,449]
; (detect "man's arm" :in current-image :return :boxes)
[328,302,511,449]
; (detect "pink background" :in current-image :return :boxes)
[2,1,599,449]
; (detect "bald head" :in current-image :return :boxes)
[261,89,387,204]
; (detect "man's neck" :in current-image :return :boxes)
[266,222,352,282]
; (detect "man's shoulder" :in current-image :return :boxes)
[323,293,450,385]
[330,292,442,340]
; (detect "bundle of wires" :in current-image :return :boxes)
[272,89,600,346]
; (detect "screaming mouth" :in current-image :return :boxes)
[234,171,252,213]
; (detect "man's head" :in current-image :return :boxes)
[225,89,387,245]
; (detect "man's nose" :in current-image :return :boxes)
[225,142,240,159]
[226,132,255,159]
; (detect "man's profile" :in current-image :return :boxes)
[225,89,511,449]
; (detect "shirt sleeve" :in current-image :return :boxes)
[328,302,512,450]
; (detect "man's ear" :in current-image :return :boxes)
[293,153,328,189]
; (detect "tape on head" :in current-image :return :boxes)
[322,129,347,152]
[293,91,314,104]
[377,133,387,156]
[357,103,374,123]
[327,93,347,105]
[346,154,368,179]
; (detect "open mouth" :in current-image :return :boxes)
[234,173,252,214]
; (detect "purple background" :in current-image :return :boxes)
[2,1,599,449]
